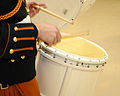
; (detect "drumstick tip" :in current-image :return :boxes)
[70,21,74,24]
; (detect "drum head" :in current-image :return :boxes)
[80,0,96,12]
[33,0,82,29]
[53,37,106,58]
[33,0,96,33]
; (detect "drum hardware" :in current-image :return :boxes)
[87,65,90,68]
[96,65,99,68]
[81,62,84,65]
[80,0,84,4]
[53,54,56,58]
[80,0,96,12]
[32,5,74,24]
[62,9,68,15]
[39,48,106,69]
[38,39,108,68]
[64,58,67,63]
[76,62,79,66]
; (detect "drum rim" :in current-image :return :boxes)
[39,37,108,64]
[39,50,105,71]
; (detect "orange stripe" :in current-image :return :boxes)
[17,37,35,41]
[17,27,34,31]
[0,0,22,20]
[0,24,11,58]
[14,47,33,52]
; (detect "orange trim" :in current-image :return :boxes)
[17,27,34,31]
[17,37,35,41]
[14,47,33,52]
[0,0,22,20]
[0,24,11,58]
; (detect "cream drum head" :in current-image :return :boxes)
[40,37,108,65]
[36,37,108,96]
[80,0,96,12]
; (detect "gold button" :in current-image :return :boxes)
[11,59,15,62]
[14,26,18,31]
[21,56,25,59]
[10,49,14,54]
[13,37,18,42]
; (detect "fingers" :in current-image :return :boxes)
[45,30,61,46]
[45,25,61,46]
[35,23,61,47]
[27,2,47,17]
[56,27,61,43]
[29,8,38,17]
[52,27,61,46]
[38,3,47,8]
[53,27,61,45]
[29,2,47,9]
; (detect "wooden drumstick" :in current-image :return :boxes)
[37,31,89,47]
[37,31,89,44]
[61,31,89,39]
[32,5,74,24]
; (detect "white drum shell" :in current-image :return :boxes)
[36,53,102,96]
[36,37,108,96]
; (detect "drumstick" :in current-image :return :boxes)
[32,5,74,24]
[61,31,89,39]
[37,31,89,44]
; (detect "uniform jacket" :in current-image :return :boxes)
[0,0,38,85]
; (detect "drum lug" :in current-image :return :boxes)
[96,65,99,68]
[64,58,67,63]
[53,54,56,58]
[87,65,90,68]
[81,62,84,65]
[80,0,84,4]
[76,62,78,66]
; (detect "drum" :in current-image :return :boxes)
[34,0,96,29]
[34,0,81,29]
[36,37,108,96]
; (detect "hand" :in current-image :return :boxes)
[35,23,61,46]
[27,2,47,18]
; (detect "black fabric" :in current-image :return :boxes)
[0,54,36,85]
[0,23,38,85]
[0,0,38,85]
[0,1,28,23]
[0,0,18,15]
[0,23,8,56]
[2,23,38,59]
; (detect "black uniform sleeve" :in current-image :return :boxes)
[0,0,38,61]
[0,22,38,60]
[0,0,38,84]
